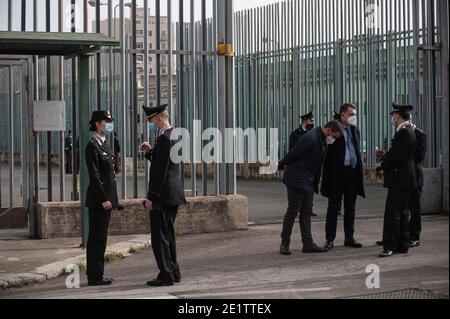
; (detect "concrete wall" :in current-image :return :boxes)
[36,195,248,239]
[422,168,444,214]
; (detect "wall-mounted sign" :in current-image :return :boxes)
[33,101,66,132]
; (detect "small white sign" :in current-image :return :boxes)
[33,101,66,132]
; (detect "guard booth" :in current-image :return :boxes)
[0,32,119,240]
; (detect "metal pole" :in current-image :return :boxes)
[132,0,138,198]
[8,0,12,31]
[201,0,208,196]
[96,0,101,111]
[439,0,449,213]
[79,55,91,247]
[71,0,79,201]
[144,0,149,193]
[120,0,127,199]
[9,66,14,208]
[168,0,173,123]
[59,0,65,202]
[190,0,197,197]
[179,0,185,189]
[46,0,53,202]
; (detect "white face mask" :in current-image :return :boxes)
[347,115,357,126]
[326,136,336,145]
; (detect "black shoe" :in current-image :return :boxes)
[323,241,334,250]
[147,278,174,287]
[396,248,409,254]
[376,241,383,246]
[409,240,420,248]
[312,213,318,217]
[379,250,394,258]
[88,278,113,286]
[174,277,181,283]
[280,243,292,255]
[302,243,328,253]
[344,239,363,248]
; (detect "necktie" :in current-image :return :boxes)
[346,128,357,169]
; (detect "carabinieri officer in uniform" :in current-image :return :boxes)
[141,104,186,287]
[85,111,119,286]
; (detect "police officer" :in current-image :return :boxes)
[85,111,119,286]
[141,104,186,287]
[288,112,318,217]
[289,112,315,151]
[376,103,417,257]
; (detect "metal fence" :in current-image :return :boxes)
[234,0,445,167]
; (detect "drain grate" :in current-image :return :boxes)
[350,289,449,299]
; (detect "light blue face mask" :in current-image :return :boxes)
[390,116,396,127]
[103,123,114,135]
[148,122,158,134]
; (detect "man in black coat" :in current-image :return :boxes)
[289,112,315,151]
[376,103,417,257]
[278,121,343,255]
[321,104,366,250]
[85,111,119,286]
[141,104,186,287]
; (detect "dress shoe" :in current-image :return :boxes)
[409,240,420,248]
[302,243,328,253]
[379,250,394,258]
[344,238,363,248]
[88,278,113,286]
[147,278,174,287]
[376,241,383,246]
[280,243,292,255]
[323,241,334,250]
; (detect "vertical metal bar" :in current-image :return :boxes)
[120,0,127,199]
[21,0,26,31]
[179,0,185,189]
[79,55,91,247]
[201,0,208,196]
[213,0,219,195]
[168,0,173,123]
[144,0,149,193]
[438,0,449,212]
[156,0,161,105]
[9,66,14,207]
[190,0,197,197]
[108,0,114,142]
[59,0,65,201]
[132,0,138,198]
[8,0,12,31]
[46,0,52,202]
[96,0,101,111]
[71,0,78,201]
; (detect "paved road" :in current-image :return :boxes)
[1,215,447,299]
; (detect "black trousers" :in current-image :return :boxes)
[86,208,111,281]
[325,167,358,242]
[409,187,422,241]
[382,188,411,252]
[150,204,180,282]
[281,187,314,247]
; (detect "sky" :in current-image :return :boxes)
[0,0,281,32]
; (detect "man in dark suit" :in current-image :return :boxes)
[85,111,119,286]
[141,104,186,287]
[322,104,365,250]
[278,121,343,255]
[376,103,417,257]
[289,112,318,217]
[289,112,315,151]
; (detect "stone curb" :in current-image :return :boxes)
[0,238,151,290]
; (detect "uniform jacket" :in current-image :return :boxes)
[381,124,417,189]
[288,127,309,151]
[85,136,119,209]
[145,127,186,207]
